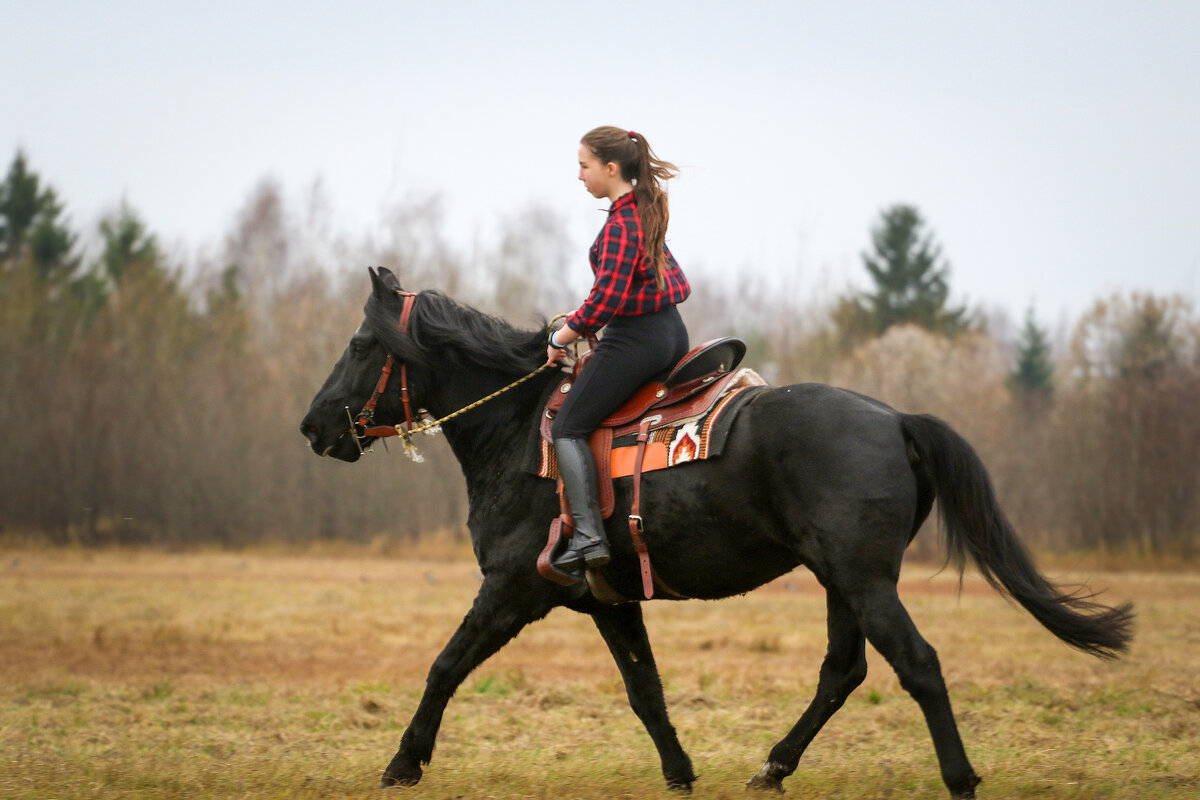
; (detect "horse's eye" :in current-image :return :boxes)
[350,341,371,358]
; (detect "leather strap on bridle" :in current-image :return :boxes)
[359,356,393,426]
[355,290,555,449]
[357,291,418,438]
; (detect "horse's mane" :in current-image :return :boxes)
[366,289,549,376]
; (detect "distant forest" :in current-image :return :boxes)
[2,150,1197,559]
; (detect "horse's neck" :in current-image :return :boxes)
[439,410,528,503]
[431,369,544,490]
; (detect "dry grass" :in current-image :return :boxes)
[1,549,1197,799]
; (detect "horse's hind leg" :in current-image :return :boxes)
[747,586,867,792]
[846,579,981,799]
[592,603,697,791]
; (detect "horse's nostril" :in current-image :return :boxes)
[300,423,321,445]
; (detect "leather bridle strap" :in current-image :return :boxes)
[353,289,555,452]
[356,290,418,438]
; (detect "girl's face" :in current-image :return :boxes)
[578,143,618,199]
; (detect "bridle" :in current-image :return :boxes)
[353,289,419,443]
[347,288,557,461]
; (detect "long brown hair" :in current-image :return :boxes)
[580,126,678,289]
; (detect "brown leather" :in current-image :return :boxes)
[538,337,749,599]
[574,417,692,603]
[665,337,746,386]
[583,565,692,604]
[611,441,669,477]
[357,290,419,437]
[540,369,745,523]
[536,516,581,587]
[629,418,655,599]
[602,382,669,426]
[396,292,418,433]
[603,373,724,427]
[541,369,742,450]
[544,378,572,415]
[587,428,615,519]
[544,338,742,425]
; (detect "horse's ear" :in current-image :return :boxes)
[369,266,402,298]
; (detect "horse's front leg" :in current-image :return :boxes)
[382,575,551,787]
[591,603,696,791]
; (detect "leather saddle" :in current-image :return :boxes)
[536,336,750,600]
[539,336,747,516]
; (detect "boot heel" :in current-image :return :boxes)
[583,545,611,568]
[552,549,585,573]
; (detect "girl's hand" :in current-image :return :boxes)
[546,325,577,365]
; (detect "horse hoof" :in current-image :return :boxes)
[380,770,421,788]
[746,761,786,793]
[950,773,981,798]
[666,778,694,793]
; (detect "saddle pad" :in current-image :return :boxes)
[529,369,767,480]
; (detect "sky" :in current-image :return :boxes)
[4,1,1198,327]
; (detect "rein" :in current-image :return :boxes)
[350,290,558,461]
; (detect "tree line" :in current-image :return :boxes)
[1,150,1197,559]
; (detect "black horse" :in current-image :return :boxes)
[300,267,1133,798]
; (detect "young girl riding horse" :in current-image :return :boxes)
[546,126,691,573]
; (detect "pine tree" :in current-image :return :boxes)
[1117,296,1178,381]
[1009,307,1055,401]
[98,201,160,285]
[0,150,77,281]
[854,204,970,337]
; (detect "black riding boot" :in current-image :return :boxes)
[552,438,612,573]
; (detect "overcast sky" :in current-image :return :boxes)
[4,1,1198,326]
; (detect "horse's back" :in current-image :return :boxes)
[740,382,910,468]
[746,384,924,573]
[633,382,921,597]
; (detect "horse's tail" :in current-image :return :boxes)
[901,413,1134,659]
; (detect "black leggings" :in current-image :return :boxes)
[551,306,690,442]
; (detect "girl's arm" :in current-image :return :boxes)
[564,218,639,336]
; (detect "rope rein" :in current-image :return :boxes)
[403,361,557,438]
[361,312,573,462]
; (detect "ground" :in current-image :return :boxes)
[1,549,1197,799]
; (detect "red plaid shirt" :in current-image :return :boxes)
[565,192,690,336]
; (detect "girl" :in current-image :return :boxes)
[546,126,691,573]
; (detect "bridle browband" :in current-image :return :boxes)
[355,289,419,440]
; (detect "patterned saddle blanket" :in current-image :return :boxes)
[526,366,767,509]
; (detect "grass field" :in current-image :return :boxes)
[1,549,1197,799]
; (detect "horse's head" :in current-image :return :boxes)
[302,267,555,462]
[300,267,423,462]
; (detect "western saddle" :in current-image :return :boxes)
[536,337,751,600]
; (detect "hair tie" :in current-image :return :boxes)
[628,130,639,141]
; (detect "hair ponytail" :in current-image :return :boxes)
[580,126,678,290]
